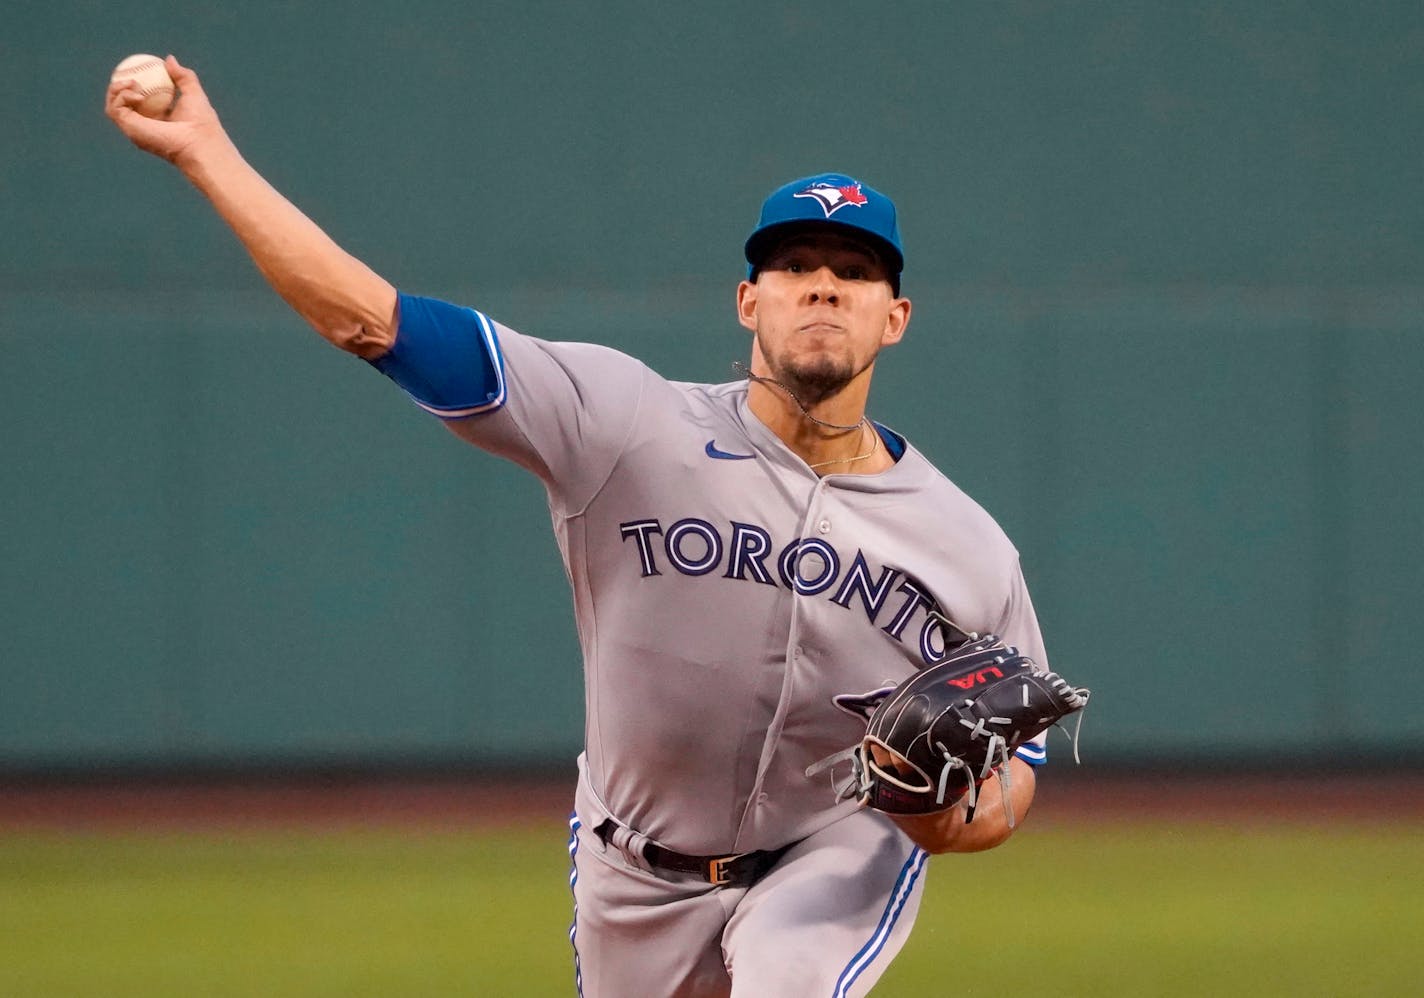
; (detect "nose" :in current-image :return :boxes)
[806,265,841,305]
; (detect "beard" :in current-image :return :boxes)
[760,342,871,408]
[777,358,852,407]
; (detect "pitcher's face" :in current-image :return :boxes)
[737,233,910,406]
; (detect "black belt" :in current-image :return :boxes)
[594,819,791,888]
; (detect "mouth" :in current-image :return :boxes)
[797,320,845,335]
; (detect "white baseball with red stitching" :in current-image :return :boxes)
[110,54,176,118]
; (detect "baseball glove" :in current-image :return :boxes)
[810,634,1090,821]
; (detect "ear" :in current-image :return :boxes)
[736,280,759,333]
[881,296,911,347]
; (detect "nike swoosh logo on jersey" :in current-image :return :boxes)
[705,440,756,461]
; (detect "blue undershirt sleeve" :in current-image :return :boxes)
[367,292,507,418]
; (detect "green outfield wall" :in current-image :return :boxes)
[3,2,1422,768]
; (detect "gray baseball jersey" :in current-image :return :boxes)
[383,296,1051,995]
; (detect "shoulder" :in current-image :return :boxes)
[885,438,1022,558]
[491,320,647,372]
[493,323,742,408]
[669,377,749,407]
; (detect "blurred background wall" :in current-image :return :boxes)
[3,1,1421,772]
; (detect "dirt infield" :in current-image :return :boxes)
[1,769,1420,831]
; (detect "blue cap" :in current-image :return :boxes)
[744,173,904,287]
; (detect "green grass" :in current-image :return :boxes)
[1,822,1416,996]
[0,827,575,996]
[885,824,1418,997]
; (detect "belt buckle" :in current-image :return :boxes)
[707,854,738,886]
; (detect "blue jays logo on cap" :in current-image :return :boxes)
[744,172,904,290]
[794,180,869,218]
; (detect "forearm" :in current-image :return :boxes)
[108,56,396,358]
[891,758,1036,854]
[179,137,396,358]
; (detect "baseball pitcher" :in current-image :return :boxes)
[107,57,1088,997]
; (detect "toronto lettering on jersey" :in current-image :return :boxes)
[619,516,955,665]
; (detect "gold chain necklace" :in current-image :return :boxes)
[805,418,880,471]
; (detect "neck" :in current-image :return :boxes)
[741,366,890,475]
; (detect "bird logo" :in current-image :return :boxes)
[793,180,870,218]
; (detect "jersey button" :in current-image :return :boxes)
[817,519,831,534]
[757,793,769,805]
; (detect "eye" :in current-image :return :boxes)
[842,264,869,281]
[785,261,805,274]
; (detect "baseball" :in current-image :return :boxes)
[111,54,177,118]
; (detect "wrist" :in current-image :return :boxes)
[175,128,241,182]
